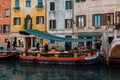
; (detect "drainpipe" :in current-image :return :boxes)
[71,0,74,35]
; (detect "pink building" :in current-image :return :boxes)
[0,0,11,48]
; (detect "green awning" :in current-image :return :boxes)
[19,29,94,42]
[78,33,102,37]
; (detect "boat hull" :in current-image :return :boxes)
[0,51,20,59]
[19,53,100,65]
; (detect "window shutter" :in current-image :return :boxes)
[19,18,21,25]
[65,19,67,28]
[38,0,42,3]
[84,15,86,27]
[36,17,39,24]
[92,15,94,26]
[15,0,19,7]
[54,20,56,29]
[116,12,120,24]
[101,14,107,26]
[42,16,44,24]
[49,20,51,29]
[70,1,72,9]
[50,2,55,11]
[14,18,16,25]
[76,16,78,27]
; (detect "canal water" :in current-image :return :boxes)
[0,59,120,80]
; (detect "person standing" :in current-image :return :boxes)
[7,41,10,50]
[39,39,43,52]
[44,43,48,51]
[36,41,40,51]
[12,40,16,50]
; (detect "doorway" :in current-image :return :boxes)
[65,36,72,51]
[24,15,32,29]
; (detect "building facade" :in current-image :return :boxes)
[0,0,11,48]
[74,0,120,49]
[10,0,46,50]
[46,0,76,50]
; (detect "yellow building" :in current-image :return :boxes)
[10,0,46,50]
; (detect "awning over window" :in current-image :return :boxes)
[19,29,93,42]
[78,33,102,37]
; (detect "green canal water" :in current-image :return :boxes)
[0,59,120,80]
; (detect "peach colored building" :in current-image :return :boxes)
[0,0,11,48]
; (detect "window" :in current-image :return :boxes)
[93,14,101,27]
[107,13,114,25]
[5,9,10,17]
[50,2,55,11]
[49,20,56,29]
[14,17,21,25]
[116,12,120,24]
[0,25,2,33]
[65,19,72,28]
[76,15,86,28]
[3,24,10,33]
[36,16,44,25]
[66,1,72,10]
[26,0,31,7]
[37,0,43,8]
[15,0,20,7]
[76,0,86,2]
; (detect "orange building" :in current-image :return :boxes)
[0,0,11,48]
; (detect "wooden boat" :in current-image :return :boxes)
[19,50,100,65]
[0,50,21,58]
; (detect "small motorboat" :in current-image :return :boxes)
[0,50,21,59]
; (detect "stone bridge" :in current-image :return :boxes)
[109,38,120,62]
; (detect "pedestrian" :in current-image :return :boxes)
[7,40,10,50]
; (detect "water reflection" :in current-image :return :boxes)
[0,60,120,80]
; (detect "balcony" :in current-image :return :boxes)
[36,4,44,9]
[13,7,21,11]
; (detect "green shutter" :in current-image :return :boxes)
[38,0,42,3]
[15,0,19,7]
[14,18,16,25]
[36,17,39,24]
[50,2,55,11]
[42,16,44,24]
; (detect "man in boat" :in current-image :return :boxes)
[36,41,40,51]
[95,40,102,51]
[44,43,48,52]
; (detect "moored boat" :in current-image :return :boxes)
[0,50,21,59]
[19,50,100,65]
